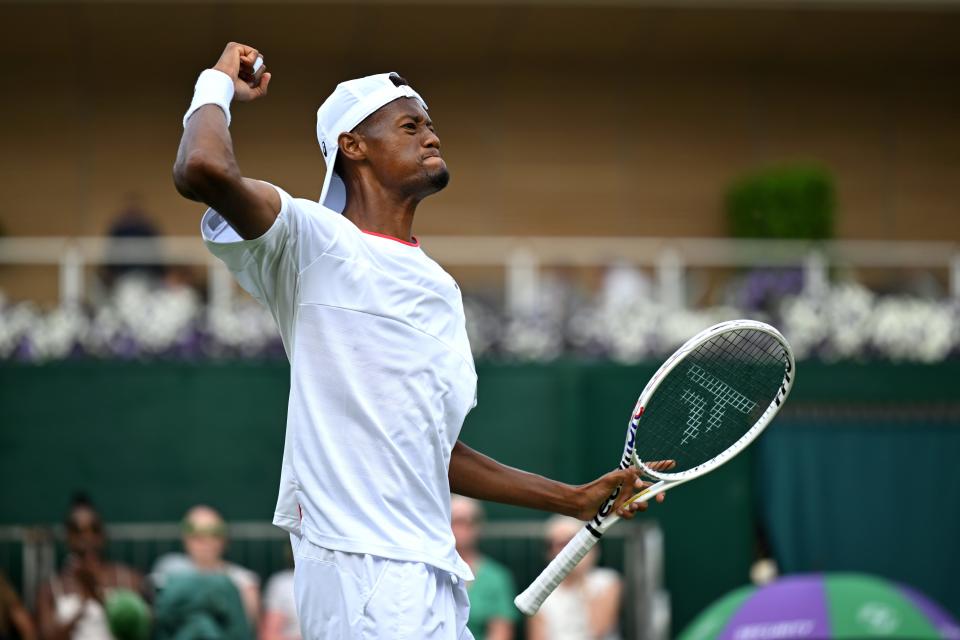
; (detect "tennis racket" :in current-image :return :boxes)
[514,319,795,615]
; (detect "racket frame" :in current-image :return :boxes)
[514,319,795,615]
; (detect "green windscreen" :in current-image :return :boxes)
[637,329,788,473]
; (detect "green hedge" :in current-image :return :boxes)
[727,164,835,239]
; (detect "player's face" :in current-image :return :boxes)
[362,98,449,199]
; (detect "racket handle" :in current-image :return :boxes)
[515,479,661,614]
[514,525,607,615]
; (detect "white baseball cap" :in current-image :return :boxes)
[316,72,428,213]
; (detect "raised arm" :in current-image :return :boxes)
[449,441,661,520]
[173,42,279,240]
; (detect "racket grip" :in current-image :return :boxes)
[514,526,600,615]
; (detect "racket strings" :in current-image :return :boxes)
[700,328,784,370]
[636,329,787,473]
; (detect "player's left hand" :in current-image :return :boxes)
[573,459,675,520]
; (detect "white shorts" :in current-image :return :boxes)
[291,534,474,640]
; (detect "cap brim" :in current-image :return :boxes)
[319,147,347,213]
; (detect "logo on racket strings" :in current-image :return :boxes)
[680,365,756,445]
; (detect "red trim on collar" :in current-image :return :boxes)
[361,229,420,247]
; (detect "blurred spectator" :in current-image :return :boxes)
[258,555,298,640]
[527,516,622,640]
[35,494,147,640]
[151,506,260,625]
[101,193,165,286]
[0,570,36,640]
[451,496,517,640]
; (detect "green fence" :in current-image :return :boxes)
[2,361,958,631]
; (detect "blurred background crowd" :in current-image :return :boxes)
[0,494,627,640]
[2,0,959,639]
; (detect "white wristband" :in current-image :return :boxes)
[183,69,235,128]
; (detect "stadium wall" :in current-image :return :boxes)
[3,4,960,303]
[2,361,958,626]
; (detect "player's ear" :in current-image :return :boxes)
[338,132,366,163]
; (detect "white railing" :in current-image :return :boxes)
[1,235,958,313]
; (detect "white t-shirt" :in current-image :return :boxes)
[201,184,477,579]
[536,567,622,640]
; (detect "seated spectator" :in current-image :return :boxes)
[527,515,623,640]
[35,494,148,640]
[451,496,517,640]
[0,570,36,640]
[151,506,260,625]
[258,555,298,640]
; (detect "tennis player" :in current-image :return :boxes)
[174,42,664,640]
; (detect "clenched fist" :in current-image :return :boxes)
[213,42,271,102]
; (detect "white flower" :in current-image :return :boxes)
[779,295,828,360]
[870,298,955,362]
[598,302,659,364]
[0,302,39,357]
[83,306,124,356]
[825,283,874,359]
[1,272,958,363]
[463,298,500,357]
[28,308,87,360]
[501,316,563,361]
[207,300,278,354]
[112,276,200,352]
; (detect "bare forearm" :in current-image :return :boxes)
[449,441,584,517]
[173,104,241,202]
